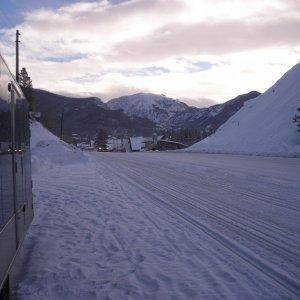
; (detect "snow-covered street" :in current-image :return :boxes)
[14,144,300,299]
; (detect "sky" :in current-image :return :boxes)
[0,0,299,106]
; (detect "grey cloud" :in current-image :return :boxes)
[180,97,217,108]
[55,84,147,102]
[92,86,148,102]
[24,0,186,35]
[100,85,147,101]
[14,0,187,61]
[284,0,300,10]
[124,66,170,76]
[111,18,300,62]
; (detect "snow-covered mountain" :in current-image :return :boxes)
[33,89,156,140]
[166,91,260,130]
[107,93,188,124]
[186,64,300,157]
[107,91,260,131]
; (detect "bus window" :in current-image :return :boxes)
[0,59,14,229]
[15,97,26,209]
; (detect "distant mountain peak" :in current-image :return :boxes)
[107,91,260,130]
[107,92,188,124]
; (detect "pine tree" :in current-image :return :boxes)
[95,128,108,150]
[19,67,35,111]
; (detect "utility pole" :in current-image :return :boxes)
[16,30,20,83]
[60,107,65,140]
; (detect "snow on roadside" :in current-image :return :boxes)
[30,121,87,173]
[186,64,300,157]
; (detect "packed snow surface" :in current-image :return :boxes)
[14,123,300,299]
[187,64,300,157]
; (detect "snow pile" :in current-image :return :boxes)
[186,64,300,157]
[30,121,87,172]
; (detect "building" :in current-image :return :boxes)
[157,140,188,151]
[107,137,130,152]
[130,137,143,152]
[76,140,95,151]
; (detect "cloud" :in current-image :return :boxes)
[179,97,217,108]
[111,18,300,62]
[183,60,214,73]
[44,53,88,62]
[124,66,170,77]
[57,83,146,101]
[0,0,299,104]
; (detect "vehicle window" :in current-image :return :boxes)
[0,58,14,229]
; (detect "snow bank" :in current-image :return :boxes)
[186,64,300,157]
[30,121,87,173]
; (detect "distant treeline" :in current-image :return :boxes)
[165,125,217,146]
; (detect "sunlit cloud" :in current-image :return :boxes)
[0,0,299,105]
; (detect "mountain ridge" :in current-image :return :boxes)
[32,89,157,141]
[108,93,188,124]
[32,88,260,145]
[107,90,260,131]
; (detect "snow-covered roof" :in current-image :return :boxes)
[130,137,143,151]
[143,137,153,142]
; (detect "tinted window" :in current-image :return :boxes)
[0,57,14,229]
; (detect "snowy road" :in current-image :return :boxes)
[14,152,300,299]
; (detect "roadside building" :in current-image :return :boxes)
[76,140,95,151]
[130,137,143,152]
[157,140,188,151]
[142,137,154,150]
[107,137,130,152]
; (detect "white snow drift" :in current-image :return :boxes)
[187,64,300,157]
[30,121,87,173]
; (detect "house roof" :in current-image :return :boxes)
[130,137,143,151]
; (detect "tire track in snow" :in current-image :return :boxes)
[97,155,300,297]
[105,156,300,256]
[111,156,300,245]
[132,168,300,260]
[116,155,300,211]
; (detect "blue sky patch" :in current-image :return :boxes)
[45,53,88,63]
[0,0,122,29]
[186,61,214,73]
[126,66,170,77]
